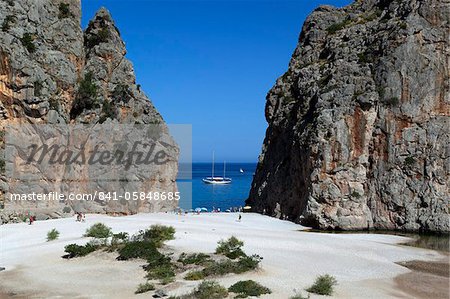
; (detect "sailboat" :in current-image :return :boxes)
[239,168,244,173]
[202,152,232,184]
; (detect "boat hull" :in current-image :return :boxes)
[202,177,232,184]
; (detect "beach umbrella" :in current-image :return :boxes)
[200,207,208,212]
[243,206,252,210]
[195,208,201,212]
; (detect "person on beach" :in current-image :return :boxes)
[237,214,242,222]
[29,215,34,225]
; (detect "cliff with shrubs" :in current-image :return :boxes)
[0,0,178,222]
[247,0,449,232]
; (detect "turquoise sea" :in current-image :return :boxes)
[178,163,257,211]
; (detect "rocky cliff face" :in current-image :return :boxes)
[0,0,178,221]
[247,0,449,232]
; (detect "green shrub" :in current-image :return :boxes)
[404,156,415,166]
[99,100,116,123]
[70,72,99,118]
[215,236,245,259]
[2,15,14,32]
[0,159,5,173]
[306,274,337,296]
[85,27,110,48]
[133,225,175,248]
[326,19,351,34]
[107,232,129,251]
[351,191,361,198]
[47,228,60,241]
[111,232,128,244]
[376,86,385,99]
[399,22,407,30]
[146,248,171,267]
[202,259,237,277]
[191,281,228,299]
[79,72,97,100]
[178,252,211,265]
[160,277,175,285]
[184,270,205,281]
[144,250,175,281]
[62,206,71,213]
[64,243,98,258]
[228,280,271,298]
[145,263,175,281]
[117,240,158,260]
[135,282,154,294]
[202,254,261,277]
[237,254,262,271]
[34,81,43,97]
[149,119,161,124]
[84,222,112,238]
[58,3,72,19]
[118,239,176,282]
[97,28,109,42]
[21,33,36,53]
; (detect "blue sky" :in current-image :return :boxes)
[81,0,351,162]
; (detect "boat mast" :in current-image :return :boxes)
[212,151,215,178]
[223,161,226,178]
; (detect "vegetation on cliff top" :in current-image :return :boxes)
[58,3,73,19]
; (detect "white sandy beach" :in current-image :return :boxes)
[0,213,446,298]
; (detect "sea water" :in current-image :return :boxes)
[177,162,256,211]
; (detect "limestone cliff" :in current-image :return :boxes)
[0,0,178,222]
[247,0,449,232]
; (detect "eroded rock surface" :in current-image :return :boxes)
[0,0,178,222]
[247,0,449,232]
